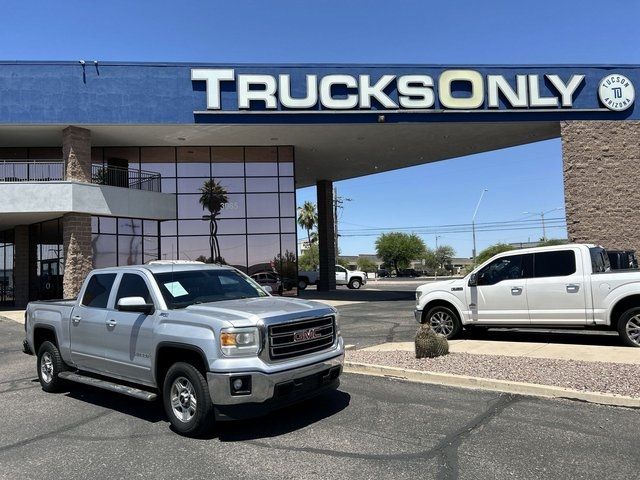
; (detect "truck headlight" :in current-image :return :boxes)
[220,327,260,357]
[415,290,422,304]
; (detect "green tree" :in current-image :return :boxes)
[199,179,228,263]
[337,257,351,268]
[298,243,319,271]
[475,243,514,265]
[357,257,377,273]
[435,245,455,270]
[297,201,318,247]
[375,232,426,274]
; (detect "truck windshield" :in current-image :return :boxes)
[153,269,268,309]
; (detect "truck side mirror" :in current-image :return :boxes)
[468,273,478,287]
[263,285,273,294]
[117,296,155,314]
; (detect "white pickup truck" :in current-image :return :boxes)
[415,244,640,347]
[298,265,367,290]
[23,263,344,436]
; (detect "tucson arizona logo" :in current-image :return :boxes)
[598,74,635,111]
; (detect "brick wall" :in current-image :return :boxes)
[562,120,640,251]
[63,126,91,182]
[62,213,93,299]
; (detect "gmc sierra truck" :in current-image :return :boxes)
[415,244,640,347]
[23,263,344,436]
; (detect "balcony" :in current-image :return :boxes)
[0,160,175,230]
[0,161,162,193]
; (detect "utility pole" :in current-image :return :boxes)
[434,234,442,280]
[472,189,488,264]
[522,207,563,241]
[333,186,352,258]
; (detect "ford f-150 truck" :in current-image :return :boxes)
[414,244,640,347]
[23,263,344,436]
[298,265,367,290]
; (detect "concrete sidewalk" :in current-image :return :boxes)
[362,339,640,365]
[0,310,24,323]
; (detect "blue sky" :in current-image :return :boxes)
[2,0,639,257]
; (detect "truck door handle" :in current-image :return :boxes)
[106,319,117,328]
[511,287,523,295]
[71,315,81,325]
[566,284,580,293]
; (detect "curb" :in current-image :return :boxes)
[344,361,640,409]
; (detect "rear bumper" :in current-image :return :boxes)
[207,353,344,419]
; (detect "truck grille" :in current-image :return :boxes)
[268,316,335,361]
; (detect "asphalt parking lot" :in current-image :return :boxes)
[1,316,639,480]
[300,281,622,348]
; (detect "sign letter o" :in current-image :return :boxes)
[438,70,484,109]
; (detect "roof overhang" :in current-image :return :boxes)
[0,122,559,187]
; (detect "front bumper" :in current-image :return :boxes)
[414,308,423,323]
[207,353,344,418]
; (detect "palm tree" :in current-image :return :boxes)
[297,201,318,247]
[199,179,228,263]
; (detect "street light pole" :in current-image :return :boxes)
[472,189,488,265]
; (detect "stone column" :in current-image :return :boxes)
[317,180,336,291]
[62,126,93,298]
[63,126,91,182]
[62,214,93,298]
[13,226,30,308]
[562,120,640,251]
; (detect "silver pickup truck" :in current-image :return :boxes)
[23,263,344,436]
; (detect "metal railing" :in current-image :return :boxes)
[0,161,65,182]
[0,160,162,193]
[91,164,162,192]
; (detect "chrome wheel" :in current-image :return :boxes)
[170,377,197,423]
[40,352,54,384]
[429,310,454,337]
[626,315,640,346]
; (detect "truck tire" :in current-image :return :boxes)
[348,278,363,289]
[37,341,67,393]
[298,278,308,290]
[163,362,215,437]
[617,307,640,347]
[424,305,461,340]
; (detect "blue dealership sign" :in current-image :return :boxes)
[0,62,637,124]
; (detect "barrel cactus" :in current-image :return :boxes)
[414,324,449,358]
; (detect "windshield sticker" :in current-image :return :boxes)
[164,281,188,297]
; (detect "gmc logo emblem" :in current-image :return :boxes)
[293,328,320,342]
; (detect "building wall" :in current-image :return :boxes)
[562,120,640,251]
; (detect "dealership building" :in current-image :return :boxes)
[0,62,638,307]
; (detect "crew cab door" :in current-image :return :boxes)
[466,253,532,324]
[102,272,157,383]
[527,248,588,325]
[69,273,117,371]
[335,265,348,285]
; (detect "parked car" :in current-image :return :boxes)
[23,264,344,436]
[376,268,390,278]
[414,244,640,347]
[397,268,421,277]
[250,271,283,294]
[298,265,367,290]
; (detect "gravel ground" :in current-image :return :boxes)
[346,350,640,398]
